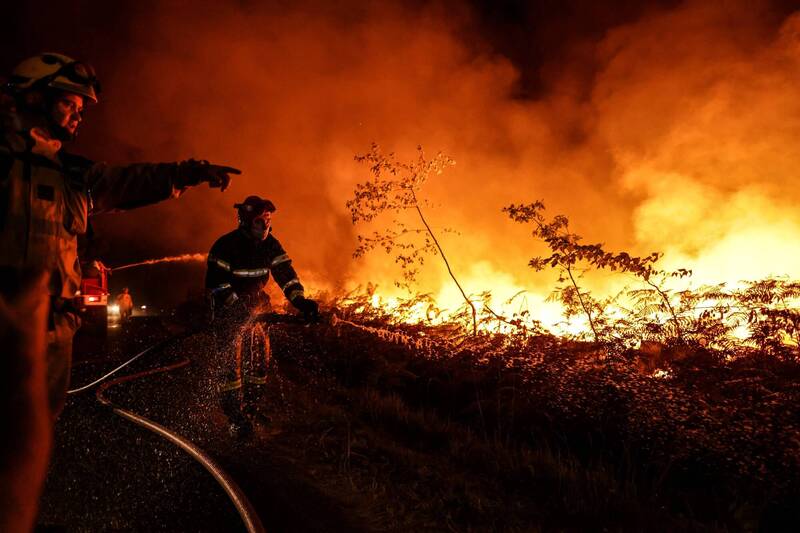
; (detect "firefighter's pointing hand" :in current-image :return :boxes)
[176,159,241,192]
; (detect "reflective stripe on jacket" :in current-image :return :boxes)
[205,228,305,308]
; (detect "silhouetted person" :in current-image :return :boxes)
[116,287,133,321]
[206,195,319,438]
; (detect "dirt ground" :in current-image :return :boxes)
[38,317,486,532]
[36,313,800,532]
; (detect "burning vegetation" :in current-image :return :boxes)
[310,142,800,529]
[345,144,800,356]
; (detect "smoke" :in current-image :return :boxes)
[77,0,799,307]
[594,2,800,284]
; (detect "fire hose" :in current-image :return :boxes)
[66,311,431,531]
[66,336,181,394]
[70,332,265,533]
[95,351,265,533]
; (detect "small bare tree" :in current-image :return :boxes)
[348,143,479,335]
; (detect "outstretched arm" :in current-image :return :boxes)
[87,161,180,213]
[87,159,240,214]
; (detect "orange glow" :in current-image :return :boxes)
[91,1,799,332]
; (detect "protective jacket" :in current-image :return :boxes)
[0,108,189,417]
[0,114,185,301]
[205,228,305,311]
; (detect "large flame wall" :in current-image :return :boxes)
[9,0,798,311]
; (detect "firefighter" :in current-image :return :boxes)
[0,53,241,418]
[206,195,319,437]
[116,287,133,321]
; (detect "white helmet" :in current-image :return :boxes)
[8,53,100,103]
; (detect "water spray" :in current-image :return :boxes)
[111,253,207,272]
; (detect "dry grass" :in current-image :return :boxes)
[263,304,800,531]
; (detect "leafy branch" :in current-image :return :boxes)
[348,143,480,335]
[504,201,670,342]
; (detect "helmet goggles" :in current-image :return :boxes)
[40,53,102,98]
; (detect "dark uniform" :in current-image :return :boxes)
[205,227,306,423]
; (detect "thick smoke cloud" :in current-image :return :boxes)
[90,0,555,302]
[590,2,800,284]
[7,0,798,308]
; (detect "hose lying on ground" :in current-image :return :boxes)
[67,335,181,394]
[89,333,266,533]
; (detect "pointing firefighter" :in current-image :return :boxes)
[0,53,241,419]
[206,195,319,437]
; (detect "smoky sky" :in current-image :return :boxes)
[2,0,799,308]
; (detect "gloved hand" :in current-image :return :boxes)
[176,159,240,191]
[292,297,320,322]
[223,290,240,307]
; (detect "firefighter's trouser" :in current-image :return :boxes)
[0,271,77,420]
[213,305,271,422]
[46,311,78,418]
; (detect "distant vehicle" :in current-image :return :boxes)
[78,260,111,336]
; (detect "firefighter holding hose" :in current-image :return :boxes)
[206,195,319,438]
[0,53,241,419]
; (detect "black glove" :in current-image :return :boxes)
[292,297,320,322]
[175,159,240,191]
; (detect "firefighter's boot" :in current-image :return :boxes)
[242,385,272,424]
[220,387,252,439]
[228,415,253,440]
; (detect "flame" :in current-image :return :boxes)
[340,4,800,337]
[348,262,597,337]
[72,1,800,327]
